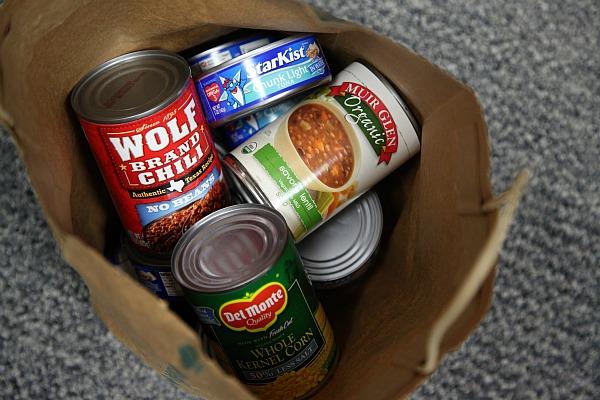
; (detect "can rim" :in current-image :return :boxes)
[300,191,383,284]
[171,204,289,293]
[195,34,316,78]
[355,60,421,138]
[71,49,191,124]
[188,34,275,65]
[222,155,272,206]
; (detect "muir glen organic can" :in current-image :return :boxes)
[71,50,229,253]
[172,205,337,400]
[224,62,420,241]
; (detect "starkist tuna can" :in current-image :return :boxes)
[172,204,337,400]
[194,34,331,127]
[71,50,229,253]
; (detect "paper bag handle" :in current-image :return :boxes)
[418,169,530,374]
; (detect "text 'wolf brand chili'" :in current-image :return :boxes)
[71,50,229,253]
[224,62,420,241]
[194,34,332,127]
[172,205,337,400]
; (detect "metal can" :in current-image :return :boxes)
[122,237,198,326]
[194,34,332,127]
[123,238,184,301]
[172,204,337,400]
[188,34,276,74]
[224,61,420,241]
[218,96,301,151]
[298,191,383,289]
[71,50,229,253]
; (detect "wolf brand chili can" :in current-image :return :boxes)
[224,62,420,241]
[71,50,229,253]
[188,34,276,74]
[195,35,331,127]
[172,204,337,400]
[218,96,301,151]
[298,191,383,288]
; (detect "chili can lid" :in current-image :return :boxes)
[171,204,289,293]
[297,191,383,286]
[71,50,191,124]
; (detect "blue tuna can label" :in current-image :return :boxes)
[124,238,185,301]
[188,35,276,74]
[133,262,184,300]
[218,96,301,151]
[195,35,331,127]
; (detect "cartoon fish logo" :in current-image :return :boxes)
[219,69,247,109]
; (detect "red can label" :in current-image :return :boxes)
[79,80,228,252]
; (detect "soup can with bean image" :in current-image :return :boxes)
[172,204,337,400]
[224,62,420,241]
[71,50,229,253]
[194,34,331,127]
[298,190,383,289]
[188,34,276,74]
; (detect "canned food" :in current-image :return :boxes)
[298,191,382,288]
[224,61,420,241]
[123,238,184,301]
[195,34,331,127]
[188,34,276,74]
[172,204,337,400]
[218,96,301,151]
[71,50,229,253]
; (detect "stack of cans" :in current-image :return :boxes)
[72,29,422,400]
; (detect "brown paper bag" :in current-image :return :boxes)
[0,0,526,398]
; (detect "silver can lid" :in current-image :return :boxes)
[71,50,191,124]
[171,204,289,293]
[298,191,383,286]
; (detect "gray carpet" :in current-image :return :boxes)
[1,0,599,399]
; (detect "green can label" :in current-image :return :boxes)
[185,240,336,398]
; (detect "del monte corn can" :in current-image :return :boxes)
[172,204,337,400]
[224,62,420,241]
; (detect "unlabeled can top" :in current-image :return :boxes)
[298,191,383,283]
[171,204,289,293]
[71,50,191,124]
